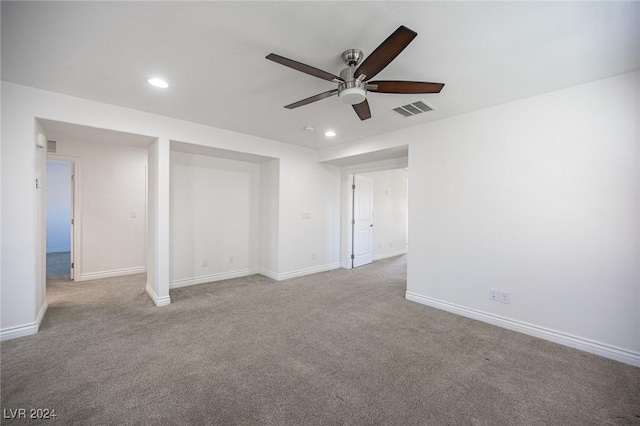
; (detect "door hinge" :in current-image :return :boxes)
[71,218,74,225]
[352,184,356,190]
[351,219,355,225]
[71,262,74,269]
[351,254,355,260]
[71,174,75,181]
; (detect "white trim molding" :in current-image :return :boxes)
[145,283,171,307]
[170,268,259,289]
[258,268,278,280]
[405,291,640,368]
[79,266,146,281]
[0,301,48,341]
[373,249,407,261]
[274,263,341,281]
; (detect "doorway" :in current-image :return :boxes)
[45,157,78,281]
[347,168,408,269]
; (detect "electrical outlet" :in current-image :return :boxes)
[499,291,510,304]
[490,288,499,301]
[201,260,207,267]
[229,257,234,264]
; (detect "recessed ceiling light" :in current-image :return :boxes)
[304,126,314,132]
[148,78,169,88]
[324,130,336,137]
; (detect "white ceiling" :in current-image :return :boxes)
[38,119,157,148]
[170,140,276,164]
[3,1,639,150]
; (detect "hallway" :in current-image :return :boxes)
[46,251,71,281]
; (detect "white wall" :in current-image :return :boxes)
[34,122,48,332]
[145,138,171,307]
[277,151,341,279]
[1,81,342,338]
[45,161,72,253]
[170,151,260,287]
[260,159,280,277]
[361,169,408,260]
[320,71,640,365]
[54,138,147,281]
[407,71,640,360]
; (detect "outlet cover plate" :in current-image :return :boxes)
[490,288,499,301]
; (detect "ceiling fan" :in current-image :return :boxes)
[266,25,444,121]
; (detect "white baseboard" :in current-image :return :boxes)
[373,249,407,261]
[36,300,48,326]
[274,262,341,281]
[0,300,48,341]
[145,283,171,307]
[79,266,146,281]
[259,268,278,280]
[170,268,259,289]
[341,251,407,269]
[46,247,70,254]
[405,291,640,367]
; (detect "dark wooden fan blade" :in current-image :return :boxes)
[354,26,417,81]
[352,99,371,120]
[266,53,343,82]
[367,80,445,94]
[284,89,338,109]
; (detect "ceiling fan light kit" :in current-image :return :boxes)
[338,60,367,105]
[338,87,366,105]
[266,25,444,121]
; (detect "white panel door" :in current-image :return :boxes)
[353,175,373,268]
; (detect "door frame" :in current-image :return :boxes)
[46,155,81,281]
[340,156,409,269]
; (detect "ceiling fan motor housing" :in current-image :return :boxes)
[338,66,367,105]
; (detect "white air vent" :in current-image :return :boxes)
[392,100,435,118]
[47,139,57,153]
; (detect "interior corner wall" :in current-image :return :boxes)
[277,151,341,280]
[146,137,170,306]
[260,159,280,278]
[53,138,147,281]
[169,151,260,287]
[361,169,408,261]
[34,120,47,328]
[404,71,640,360]
[146,141,158,298]
[1,95,41,337]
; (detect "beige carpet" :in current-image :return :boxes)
[2,255,639,425]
